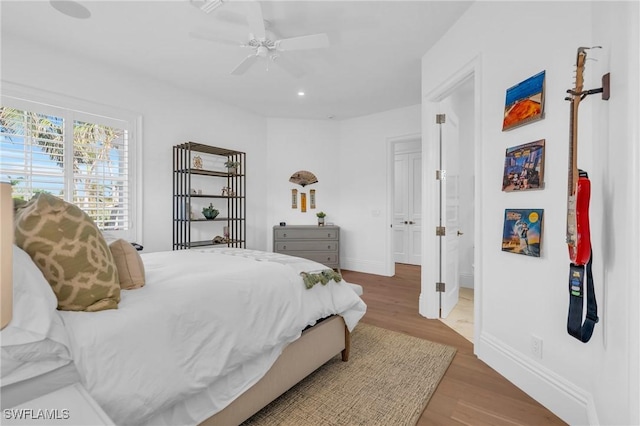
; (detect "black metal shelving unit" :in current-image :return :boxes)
[173,142,245,250]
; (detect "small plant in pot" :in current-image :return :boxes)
[224,160,240,174]
[202,203,219,220]
[316,211,326,226]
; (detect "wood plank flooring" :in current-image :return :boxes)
[341,263,566,426]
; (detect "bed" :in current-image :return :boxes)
[1,244,367,426]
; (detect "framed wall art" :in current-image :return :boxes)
[501,208,544,257]
[502,139,545,191]
[502,70,546,131]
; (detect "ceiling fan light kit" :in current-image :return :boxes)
[190,1,330,76]
[190,0,224,14]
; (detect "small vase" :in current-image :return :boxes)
[228,167,237,175]
[318,218,325,226]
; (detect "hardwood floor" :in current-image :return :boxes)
[341,264,566,426]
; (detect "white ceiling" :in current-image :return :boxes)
[1,0,473,120]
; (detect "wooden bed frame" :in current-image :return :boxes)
[200,315,350,425]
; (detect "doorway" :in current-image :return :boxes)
[393,139,422,266]
[419,59,480,346]
[386,133,422,277]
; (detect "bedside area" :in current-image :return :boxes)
[3,383,114,425]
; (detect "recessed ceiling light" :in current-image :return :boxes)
[297,91,305,97]
[50,1,91,19]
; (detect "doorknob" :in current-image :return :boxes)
[404,221,409,224]
[409,221,414,225]
[457,230,464,236]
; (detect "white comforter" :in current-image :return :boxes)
[59,248,366,426]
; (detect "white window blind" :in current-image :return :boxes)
[0,95,138,241]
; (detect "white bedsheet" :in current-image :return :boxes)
[59,248,366,426]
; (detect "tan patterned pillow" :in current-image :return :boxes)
[109,239,145,290]
[14,193,120,312]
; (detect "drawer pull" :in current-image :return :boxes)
[283,245,286,250]
[328,233,331,237]
[283,233,287,237]
[328,245,331,249]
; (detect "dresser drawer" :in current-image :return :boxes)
[274,228,338,240]
[290,252,339,266]
[275,241,338,252]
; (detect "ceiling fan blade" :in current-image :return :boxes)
[231,54,259,75]
[188,31,240,47]
[272,55,305,79]
[275,33,329,51]
[244,1,266,40]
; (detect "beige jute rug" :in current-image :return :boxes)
[242,323,457,426]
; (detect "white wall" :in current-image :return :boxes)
[2,37,269,253]
[265,118,341,249]
[338,105,421,275]
[422,1,639,425]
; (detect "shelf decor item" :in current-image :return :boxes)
[316,211,326,226]
[202,203,219,220]
[224,160,240,174]
[502,70,546,131]
[192,155,203,169]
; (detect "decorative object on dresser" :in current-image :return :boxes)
[316,211,326,226]
[173,142,245,249]
[273,225,340,271]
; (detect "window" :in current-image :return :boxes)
[0,88,141,242]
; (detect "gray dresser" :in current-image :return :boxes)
[273,225,340,270]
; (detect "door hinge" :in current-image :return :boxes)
[436,226,446,236]
[436,114,446,124]
[436,282,446,292]
[436,169,446,180]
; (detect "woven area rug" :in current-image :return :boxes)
[242,323,456,426]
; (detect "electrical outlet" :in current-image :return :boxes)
[530,335,543,359]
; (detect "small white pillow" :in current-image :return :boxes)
[0,246,71,386]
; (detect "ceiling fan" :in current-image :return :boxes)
[189,1,330,77]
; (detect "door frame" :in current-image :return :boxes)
[419,54,483,348]
[385,132,422,277]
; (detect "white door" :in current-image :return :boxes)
[394,151,422,265]
[438,109,461,318]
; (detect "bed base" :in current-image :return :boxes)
[200,315,350,426]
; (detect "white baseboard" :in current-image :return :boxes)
[460,272,474,288]
[340,257,388,276]
[475,331,599,425]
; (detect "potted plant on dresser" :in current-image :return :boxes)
[316,211,326,226]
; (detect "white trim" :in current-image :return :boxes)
[340,257,387,277]
[476,331,597,426]
[420,55,482,326]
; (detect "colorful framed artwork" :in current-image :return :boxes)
[502,139,545,192]
[502,70,546,131]
[502,209,544,257]
[300,193,307,212]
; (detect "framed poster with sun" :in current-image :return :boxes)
[502,71,546,131]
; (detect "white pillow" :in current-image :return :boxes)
[0,246,72,386]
